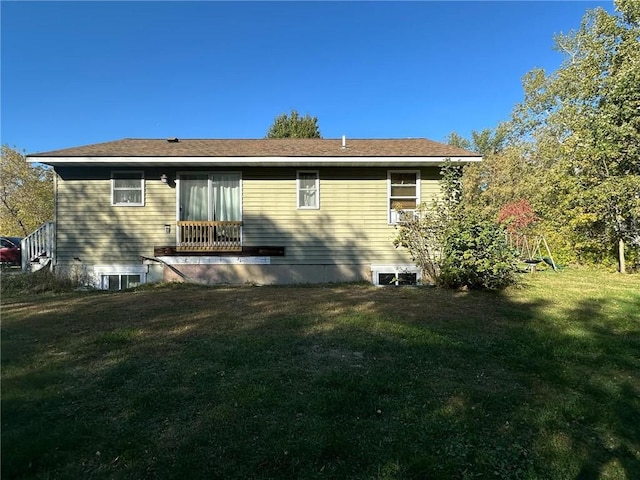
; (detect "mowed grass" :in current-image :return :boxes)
[2,268,639,479]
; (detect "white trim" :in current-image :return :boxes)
[296,170,320,209]
[156,256,270,265]
[30,156,482,167]
[371,264,422,286]
[111,170,145,206]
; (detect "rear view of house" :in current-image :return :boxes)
[26,138,481,289]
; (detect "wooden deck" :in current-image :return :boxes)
[177,221,242,252]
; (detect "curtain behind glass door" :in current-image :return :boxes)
[180,174,240,221]
[179,175,209,221]
[213,174,241,221]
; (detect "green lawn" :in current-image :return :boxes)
[2,268,639,479]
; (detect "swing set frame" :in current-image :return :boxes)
[507,234,558,272]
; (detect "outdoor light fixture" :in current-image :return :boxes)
[160,173,168,184]
[164,224,171,234]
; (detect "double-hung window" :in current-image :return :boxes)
[112,171,144,206]
[297,170,319,209]
[388,170,420,223]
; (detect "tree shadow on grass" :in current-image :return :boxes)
[531,296,640,480]
[1,277,639,479]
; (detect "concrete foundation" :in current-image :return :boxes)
[162,263,373,285]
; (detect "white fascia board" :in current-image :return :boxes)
[27,155,482,167]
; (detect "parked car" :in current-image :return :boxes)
[0,236,22,265]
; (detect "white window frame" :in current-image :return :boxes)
[371,264,422,286]
[111,171,145,206]
[94,265,148,290]
[388,170,420,224]
[297,170,320,209]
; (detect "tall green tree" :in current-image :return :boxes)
[444,131,471,151]
[266,110,322,139]
[1,146,54,236]
[447,124,537,221]
[512,0,640,272]
[446,124,509,156]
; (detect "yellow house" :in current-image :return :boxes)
[26,137,481,289]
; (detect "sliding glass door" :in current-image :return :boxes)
[179,173,241,222]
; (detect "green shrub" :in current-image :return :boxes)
[439,214,519,290]
[393,204,448,284]
[393,160,520,290]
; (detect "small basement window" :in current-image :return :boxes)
[377,272,418,286]
[94,265,147,290]
[371,265,421,286]
[102,274,141,290]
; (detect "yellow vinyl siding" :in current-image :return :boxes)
[242,167,442,265]
[55,166,442,268]
[55,171,175,265]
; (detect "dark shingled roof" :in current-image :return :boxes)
[29,138,480,158]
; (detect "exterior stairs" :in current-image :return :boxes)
[21,222,55,272]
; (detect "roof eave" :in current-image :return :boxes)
[27,155,483,168]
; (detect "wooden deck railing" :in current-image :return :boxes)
[177,221,242,252]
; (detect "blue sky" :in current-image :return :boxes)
[2,1,613,153]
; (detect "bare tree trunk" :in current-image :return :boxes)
[618,238,626,274]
